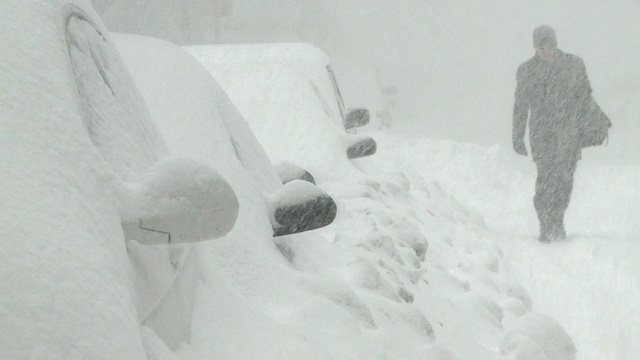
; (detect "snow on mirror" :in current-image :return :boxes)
[121,158,239,245]
[267,180,337,236]
[274,160,316,185]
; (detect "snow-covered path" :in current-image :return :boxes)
[361,131,640,359]
[496,231,640,359]
[494,165,640,360]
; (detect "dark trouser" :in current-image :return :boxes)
[533,156,578,237]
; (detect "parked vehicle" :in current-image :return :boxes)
[1,1,239,358]
[184,43,377,182]
[113,34,337,239]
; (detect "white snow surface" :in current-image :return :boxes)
[357,133,640,360]
[184,43,365,182]
[4,2,640,360]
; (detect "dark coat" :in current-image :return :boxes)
[513,49,592,162]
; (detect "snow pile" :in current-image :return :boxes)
[360,133,533,233]
[501,313,576,360]
[317,170,578,359]
[362,131,640,359]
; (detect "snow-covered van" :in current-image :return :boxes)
[185,43,377,182]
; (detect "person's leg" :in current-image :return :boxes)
[549,157,578,239]
[534,156,578,242]
[534,159,554,242]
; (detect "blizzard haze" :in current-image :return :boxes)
[318,0,640,163]
[92,0,640,163]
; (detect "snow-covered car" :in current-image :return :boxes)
[113,34,338,240]
[184,43,377,182]
[1,1,240,358]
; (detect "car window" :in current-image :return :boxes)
[66,14,165,181]
[326,65,347,121]
[309,80,333,118]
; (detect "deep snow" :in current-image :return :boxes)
[359,133,640,359]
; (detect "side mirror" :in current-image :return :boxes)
[122,158,239,245]
[344,108,370,129]
[274,160,316,185]
[266,180,337,237]
[346,136,377,159]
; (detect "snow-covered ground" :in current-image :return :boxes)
[358,133,640,359]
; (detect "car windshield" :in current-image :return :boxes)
[66,14,163,180]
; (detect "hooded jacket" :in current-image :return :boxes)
[513,49,592,161]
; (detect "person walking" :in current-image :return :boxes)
[512,25,594,242]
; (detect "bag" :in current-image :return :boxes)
[578,99,612,148]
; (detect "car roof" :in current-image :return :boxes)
[186,42,331,72]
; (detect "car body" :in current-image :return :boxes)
[184,43,377,182]
[1,1,239,358]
